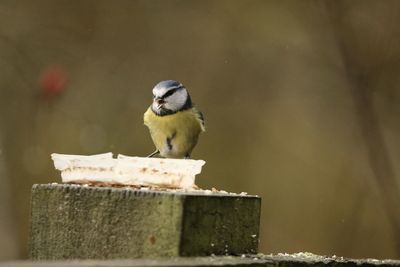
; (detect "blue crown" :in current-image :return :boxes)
[154,80,183,90]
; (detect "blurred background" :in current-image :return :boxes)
[1,0,400,260]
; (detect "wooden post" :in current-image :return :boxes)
[29,184,261,260]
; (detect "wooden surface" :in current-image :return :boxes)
[29,184,261,260]
[3,254,400,267]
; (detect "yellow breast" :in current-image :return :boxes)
[143,107,204,158]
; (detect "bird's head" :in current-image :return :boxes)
[151,80,192,116]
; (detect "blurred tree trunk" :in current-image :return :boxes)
[328,1,400,253]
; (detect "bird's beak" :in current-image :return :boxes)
[154,98,165,109]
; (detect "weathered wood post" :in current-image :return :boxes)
[29,184,261,260]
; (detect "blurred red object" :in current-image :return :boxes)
[39,66,67,97]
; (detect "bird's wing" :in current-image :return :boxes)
[193,108,205,132]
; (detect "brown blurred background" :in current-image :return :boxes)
[1,0,400,260]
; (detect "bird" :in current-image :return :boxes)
[143,80,205,159]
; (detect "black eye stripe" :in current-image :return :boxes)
[161,88,178,99]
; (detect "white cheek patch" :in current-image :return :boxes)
[164,89,187,111]
[153,87,168,98]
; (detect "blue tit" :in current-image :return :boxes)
[144,80,205,159]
